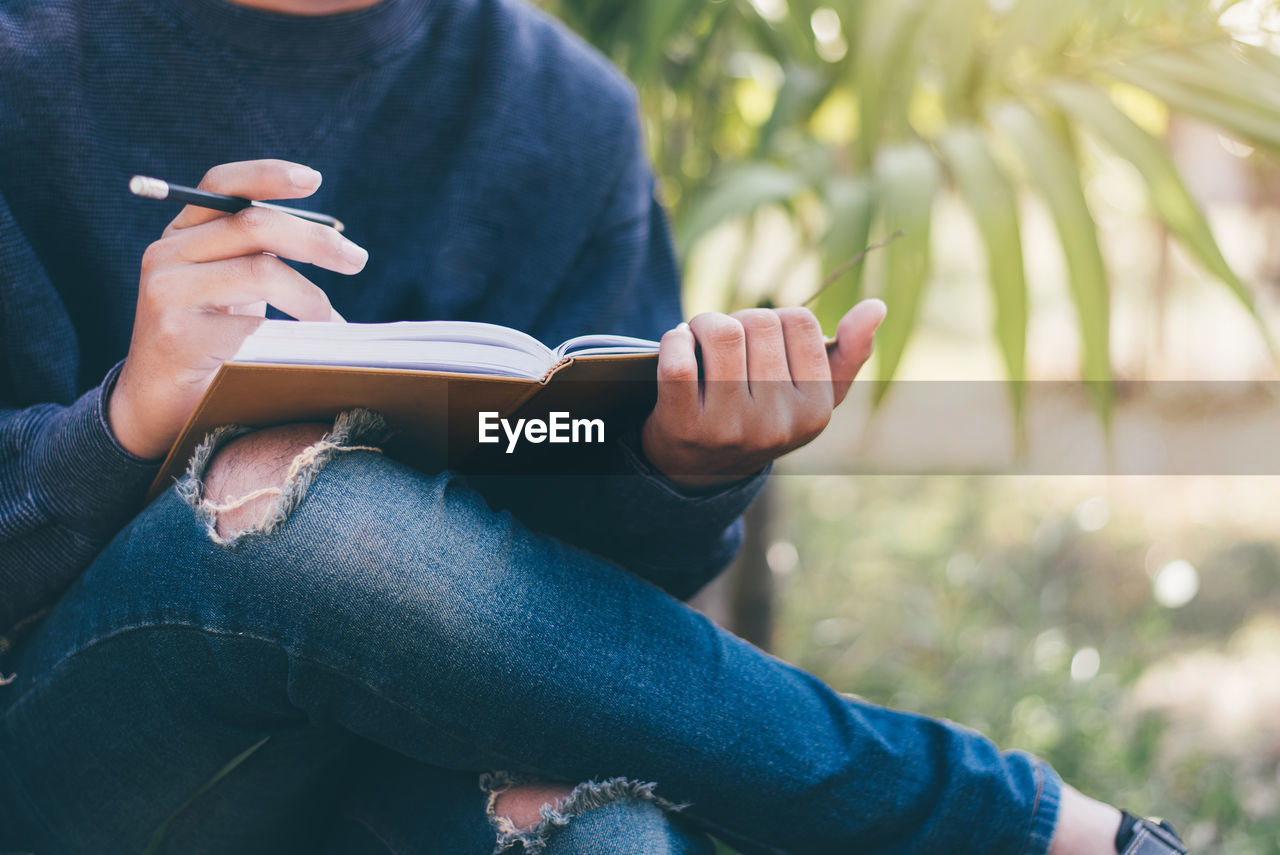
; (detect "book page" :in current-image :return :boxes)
[232,320,557,380]
[553,333,659,360]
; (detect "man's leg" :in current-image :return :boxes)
[0,415,1060,855]
[328,745,714,855]
[197,424,707,855]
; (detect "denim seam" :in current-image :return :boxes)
[6,620,810,855]
[1016,763,1044,855]
[1016,759,1061,855]
[3,617,979,855]
[2,621,543,790]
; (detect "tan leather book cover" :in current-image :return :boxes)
[147,352,659,500]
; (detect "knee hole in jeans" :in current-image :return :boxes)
[480,772,690,855]
[176,408,391,546]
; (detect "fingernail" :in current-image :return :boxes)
[289,166,322,188]
[866,299,887,329]
[341,240,369,268]
[677,322,690,332]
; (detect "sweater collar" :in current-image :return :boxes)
[152,0,433,65]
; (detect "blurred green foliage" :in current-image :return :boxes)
[771,475,1280,853]
[534,3,1280,852]
[540,0,1280,418]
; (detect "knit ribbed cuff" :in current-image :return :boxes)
[30,361,163,532]
[614,428,769,538]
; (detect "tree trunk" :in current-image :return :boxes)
[691,481,776,651]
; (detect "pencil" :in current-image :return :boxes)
[128,175,345,232]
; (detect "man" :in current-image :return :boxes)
[0,0,1182,852]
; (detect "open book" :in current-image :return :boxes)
[233,320,659,381]
[148,320,661,498]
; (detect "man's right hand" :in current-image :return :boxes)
[107,159,368,460]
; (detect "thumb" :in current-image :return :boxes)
[828,298,886,407]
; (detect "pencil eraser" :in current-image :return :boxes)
[129,175,169,199]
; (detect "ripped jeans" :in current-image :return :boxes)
[0,412,1061,855]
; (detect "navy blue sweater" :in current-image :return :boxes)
[0,0,762,638]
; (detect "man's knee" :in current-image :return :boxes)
[172,409,494,630]
[484,775,712,855]
[179,408,391,544]
[169,407,544,659]
[492,782,577,831]
[203,422,332,538]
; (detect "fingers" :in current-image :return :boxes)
[655,323,699,424]
[687,312,749,411]
[733,308,791,389]
[118,160,342,461]
[687,313,747,382]
[828,298,887,407]
[166,159,324,231]
[661,302,881,408]
[643,304,878,488]
[680,308,840,399]
[200,159,322,199]
[165,254,337,322]
[775,307,832,386]
[134,309,266,369]
[191,313,270,363]
[162,205,367,274]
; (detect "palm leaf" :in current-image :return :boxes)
[983,0,1081,90]
[758,64,839,156]
[990,101,1111,419]
[936,124,1029,429]
[871,141,940,399]
[1108,55,1280,150]
[926,0,988,120]
[547,0,1280,418]
[1128,43,1280,116]
[674,162,808,256]
[1047,79,1273,352]
[813,174,877,330]
[853,0,930,163]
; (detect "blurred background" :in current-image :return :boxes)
[537,0,1280,851]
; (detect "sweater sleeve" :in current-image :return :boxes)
[0,196,160,636]
[472,101,767,600]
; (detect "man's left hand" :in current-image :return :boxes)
[640,299,886,489]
